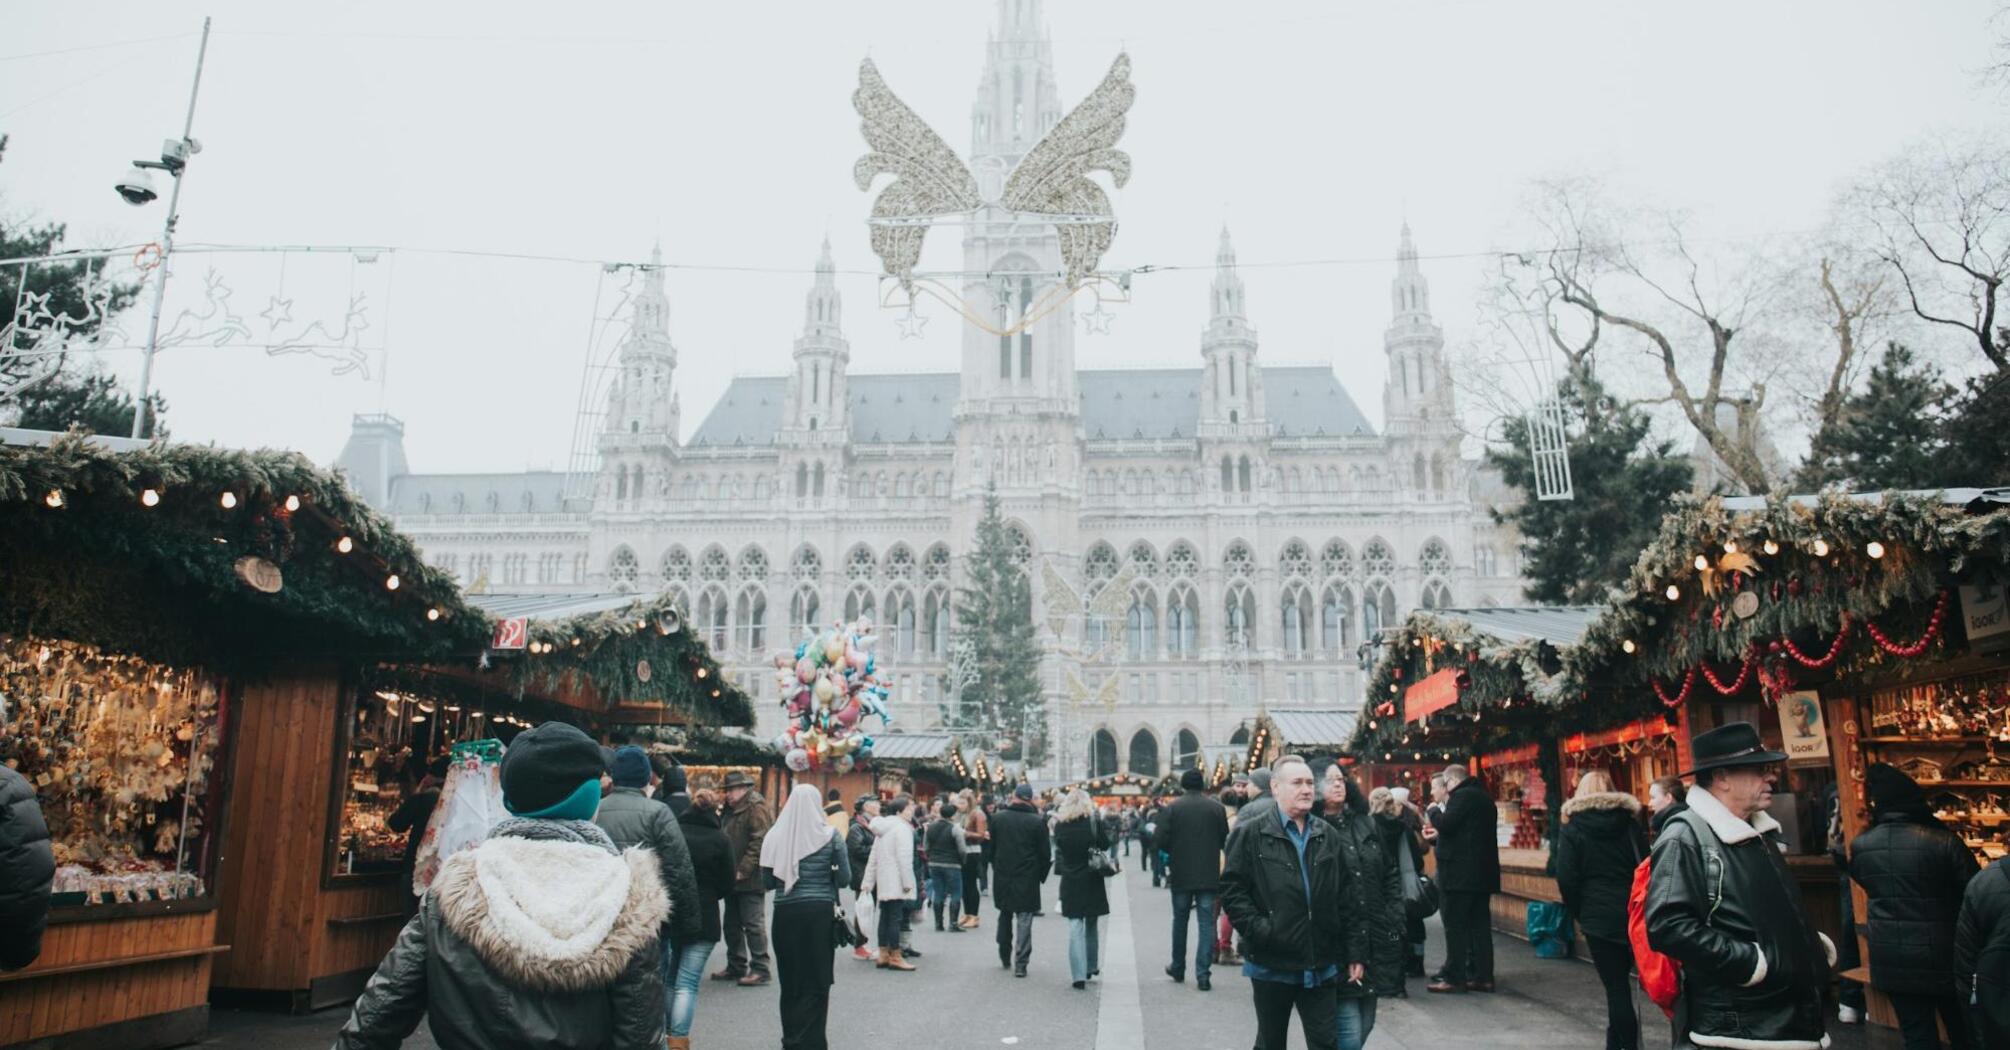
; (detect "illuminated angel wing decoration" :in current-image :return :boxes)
[1064,669,1092,708]
[1095,672,1121,712]
[1087,564,1138,622]
[852,59,982,290]
[1039,559,1081,640]
[1001,53,1135,287]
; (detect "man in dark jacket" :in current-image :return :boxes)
[990,783,1051,977]
[653,755,692,818]
[1425,763,1500,993]
[0,711,54,972]
[594,747,703,948]
[1156,767,1230,990]
[1645,723,1833,1050]
[1221,756,1357,1050]
[716,771,774,985]
[1843,763,1979,1050]
[1956,852,2010,1050]
[336,722,668,1050]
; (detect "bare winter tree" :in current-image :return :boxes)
[1851,139,2010,373]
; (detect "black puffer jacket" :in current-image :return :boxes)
[0,763,54,971]
[989,801,1051,914]
[677,806,735,944]
[1645,790,1831,1050]
[334,819,667,1050]
[1052,814,1111,918]
[1319,795,1402,998]
[1221,810,1359,973]
[1430,777,1501,894]
[1554,791,1647,942]
[594,787,702,943]
[844,816,874,893]
[1956,858,2010,1050]
[1844,807,1979,995]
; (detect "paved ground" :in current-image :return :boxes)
[197,857,1907,1049]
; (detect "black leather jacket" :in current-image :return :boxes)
[1644,794,1829,1050]
[1221,809,1358,974]
[334,819,667,1050]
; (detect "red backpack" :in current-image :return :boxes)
[1626,812,1724,1020]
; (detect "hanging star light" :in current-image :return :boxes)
[259,296,295,330]
[894,307,929,340]
[1080,304,1116,335]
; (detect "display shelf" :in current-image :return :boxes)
[1909,779,2010,788]
[1859,736,2002,745]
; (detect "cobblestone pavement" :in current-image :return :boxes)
[198,858,1907,1049]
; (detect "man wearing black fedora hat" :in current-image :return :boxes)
[1644,722,1834,1050]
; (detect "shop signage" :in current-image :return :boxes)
[491,618,528,650]
[1960,578,2008,653]
[1780,690,1831,767]
[1562,717,1673,754]
[233,555,283,594]
[1405,668,1461,724]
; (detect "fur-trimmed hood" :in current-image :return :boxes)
[1561,790,1642,823]
[432,818,668,994]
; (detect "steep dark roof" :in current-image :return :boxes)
[383,471,570,516]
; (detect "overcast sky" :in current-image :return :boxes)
[3,1,2003,472]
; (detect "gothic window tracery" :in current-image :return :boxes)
[697,587,729,651]
[792,546,821,581]
[1166,541,1199,578]
[1363,539,1396,579]
[923,544,951,581]
[1363,581,1396,640]
[1127,541,1159,578]
[846,545,877,582]
[1224,583,1255,648]
[738,546,768,583]
[1419,539,1452,578]
[734,587,768,651]
[609,546,640,589]
[1223,541,1255,578]
[844,586,876,623]
[923,587,950,656]
[1279,540,1313,580]
[1127,584,1158,659]
[1321,585,1354,651]
[1166,584,1200,658]
[1281,582,1312,657]
[699,546,730,583]
[1421,580,1452,610]
[1004,525,1032,568]
[885,544,916,582]
[790,587,821,636]
[1321,540,1355,580]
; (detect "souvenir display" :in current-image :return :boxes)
[769,618,890,772]
[0,636,222,905]
[1860,670,2010,865]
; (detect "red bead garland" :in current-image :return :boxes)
[1863,591,1950,658]
[1654,667,1697,708]
[1781,614,1852,669]
[1700,656,1756,696]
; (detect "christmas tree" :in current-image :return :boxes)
[957,486,1044,764]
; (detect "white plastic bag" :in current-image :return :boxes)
[852,891,878,943]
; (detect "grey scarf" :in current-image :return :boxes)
[488,817,618,854]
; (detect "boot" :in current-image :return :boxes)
[960,913,981,930]
[884,948,917,971]
[665,1038,690,1050]
[875,947,892,969]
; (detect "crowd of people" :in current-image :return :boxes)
[13,699,2010,1050]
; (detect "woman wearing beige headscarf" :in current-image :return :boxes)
[760,784,851,1050]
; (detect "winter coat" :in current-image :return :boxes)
[721,790,774,892]
[1052,814,1111,919]
[1843,807,1979,995]
[924,817,966,869]
[1650,800,1689,839]
[660,791,692,818]
[844,817,875,893]
[1554,790,1648,943]
[334,818,668,1050]
[766,833,850,906]
[1429,777,1501,894]
[593,787,702,943]
[989,800,1052,914]
[860,816,916,901]
[1221,809,1359,974]
[676,806,735,945]
[1956,858,2010,1050]
[1153,788,1230,893]
[1320,798,1402,998]
[1645,787,1833,1050]
[0,763,54,971]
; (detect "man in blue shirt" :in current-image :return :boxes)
[1221,756,1360,1050]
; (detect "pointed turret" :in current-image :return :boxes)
[784,238,851,441]
[970,0,1060,160]
[1381,223,1458,497]
[1199,226,1264,433]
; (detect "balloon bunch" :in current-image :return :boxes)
[770,618,892,773]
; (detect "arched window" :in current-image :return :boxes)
[1128,729,1160,777]
[1174,729,1202,772]
[1089,729,1118,778]
[1237,455,1252,493]
[1281,583,1312,657]
[1321,584,1354,652]
[843,586,876,623]
[1225,583,1255,648]
[1230,726,1250,747]
[1220,456,1234,494]
[735,587,767,651]
[1421,580,1452,610]
[795,462,809,497]
[1166,585,1200,658]
[1413,453,1427,491]
[1004,525,1032,568]
[615,470,628,501]
[609,546,639,588]
[812,462,825,497]
[698,587,729,651]
[1127,586,1158,660]
[1363,581,1395,639]
[884,589,916,656]
[923,588,950,657]
[1431,452,1447,493]
[790,587,821,637]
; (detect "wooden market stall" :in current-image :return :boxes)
[212,589,752,1011]
[0,430,490,1049]
[1571,488,2010,1031]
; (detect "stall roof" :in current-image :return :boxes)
[1427,606,1603,648]
[1719,487,2010,511]
[1267,708,1360,747]
[467,592,659,621]
[867,732,955,761]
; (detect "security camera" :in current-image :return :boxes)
[115,165,158,206]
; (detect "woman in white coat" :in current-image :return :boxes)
[861,796,918,971]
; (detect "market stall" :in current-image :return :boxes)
[1575,488,2010,1030]
[0,430,487,1049]
[1246,708,1360,772]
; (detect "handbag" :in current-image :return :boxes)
[1087,812,1121,878]
[827,829,855,946]
[1397,830,1439,920]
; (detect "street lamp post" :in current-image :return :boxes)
[125,18,212,439]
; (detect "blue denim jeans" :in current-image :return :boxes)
[665,939,715,1038]
[927,866,964,927]
[1335,994,1377,1050]
[1169,890,1217,981]
[1067,916,1100,983]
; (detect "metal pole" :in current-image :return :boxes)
[131,17,212,439]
